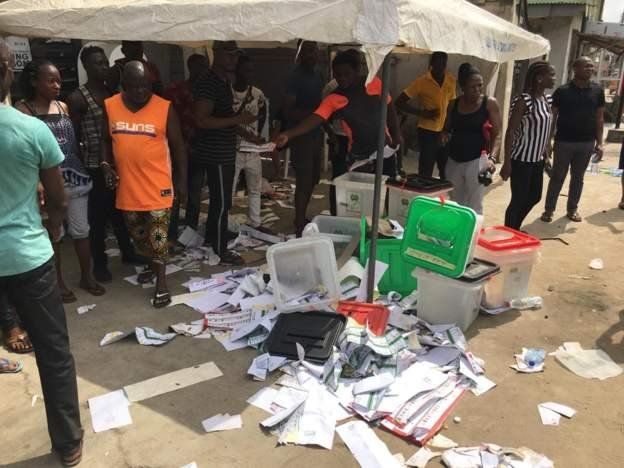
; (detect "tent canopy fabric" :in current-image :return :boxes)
[0,0,549,68]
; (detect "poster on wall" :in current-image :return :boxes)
[6,36,32,71]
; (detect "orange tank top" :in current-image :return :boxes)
[105,94,173,211]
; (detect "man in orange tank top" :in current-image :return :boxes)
[100,61,187,308]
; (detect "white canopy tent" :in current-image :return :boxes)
[0,0,550,299]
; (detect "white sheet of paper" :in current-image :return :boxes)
[178,226,204,248]
[88,390,132,433]
[481,450,500,468]
[104,248,120,257]
[551,342,623,380]
[538,405,561,426]
[239,292,276,311]
[405,447,442,468]
[293,383,337,450]
[180,462,198,468]
[77,304,96,315]
[260,390,308,428]
[186,292,231,313]
[418,346,461,367]
[338,258,365,283]
[336,421,403,468]
[353,373,395,395]
[539,402,576,418]
[246,387,280,414]
[201,413,242,432]
[124,264,182,286]
[356,260,388,302]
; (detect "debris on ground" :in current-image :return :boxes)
[550,342,622,380]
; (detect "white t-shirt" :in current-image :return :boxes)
[232,85,267,145]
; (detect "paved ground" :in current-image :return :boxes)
[1,144,623,468]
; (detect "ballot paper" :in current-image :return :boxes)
[77,304,96,315]
[338,258,365,283]
[124,264,182,286]
[201,413,242,432]
[135,327,177,346]
[186,292,231,313]
[336,421,403,468]
[550,342,622,380]
[405,447,442,468]
[538,402,576,426]
[178,226,204,247]
[353,373,395,395]
[248,354,288,381]
[349,145,399,172]
[247,387,280,414]
[170,321,205,337]
[88,390,132,433]
[239,141,276,153]
[260,389,308,428]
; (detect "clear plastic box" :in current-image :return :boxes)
[333,172,388,218]
[475,227,541,308]
[267,237,340,313]
[303,215,361,244]
[387,184,453,225]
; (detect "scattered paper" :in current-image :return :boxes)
[186,292,231,313]
[248,354,288,381]
[178,226,204,248]
[239,141,276,153]
[353,373,395,395]
[135,327,177,346]
[511,348,545,373]
[180,463,198,468]
[77,304,96,315]
[124,362,223,403]
[538,401,576,425]
[247,387,280,414]
[428,433,458,449]
[589,258,604,270]
[170,322,205,337]
[550,342,622,380]
[99,330,134,347]
[338,258,365,283]
[336,421,403,468]
[124,264,182,286]
[405,447,442,467]
[88,390,132,433]
[202,413,242,432]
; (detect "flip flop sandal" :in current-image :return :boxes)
[540,212,553,223]
[4,328,33,354]
[566,212,582,222]
[137,269,156,285]
[62,290,77,304]
[0,358,23,374]
[79,281,106,296]
[152,291,172,309]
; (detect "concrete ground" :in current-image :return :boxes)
[1,144,623,468]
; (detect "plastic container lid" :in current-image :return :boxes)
[401,197,478,278]
[459,258,500,283]
[263,311,346,363]
[387,174,453,193]
[478,226,541,251]
[336,301,389,336]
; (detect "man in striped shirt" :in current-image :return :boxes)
[190,41,256,265]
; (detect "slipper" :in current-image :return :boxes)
[137,268,156,285]
[619,202,624,210]
[61,290,77,304]
[58,439,83,467]
[4,327,33,354]
[152,291,171,309]
[540,212,553,223]
[0,357,23,374]
[79,281,106,296]
[566,212,582,222]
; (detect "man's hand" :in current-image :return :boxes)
[237,110,258,126]
[500,162,511,181]
[102,165,119,190]
[47,220,63,243]
[594,144,604,161]
[440,131,450,146]
[274,134,289,149]
[420,108,440,120]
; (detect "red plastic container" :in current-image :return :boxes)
[336,301,389,336]
[477,226,541,251]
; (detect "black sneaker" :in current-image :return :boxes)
[93,265,112,283]
[219,250,244,266]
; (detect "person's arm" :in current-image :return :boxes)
[66,90,87,150]
[395,92,439,119]
[487,97,502,161]
[440,100,454,145]
[166,105,188,203]
[99,106,119,190]
[281,93,316,123]
[258,93,267,136]
[274,114,324,147]
[595,106,605,160]
[193,98,255,129]
[500,97,526,181]
[546,105,558,160]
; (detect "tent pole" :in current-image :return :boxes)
[366,54,391,302]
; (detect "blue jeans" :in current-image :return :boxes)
[0,257,83,452]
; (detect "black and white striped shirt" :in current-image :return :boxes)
[510,93,553,163]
